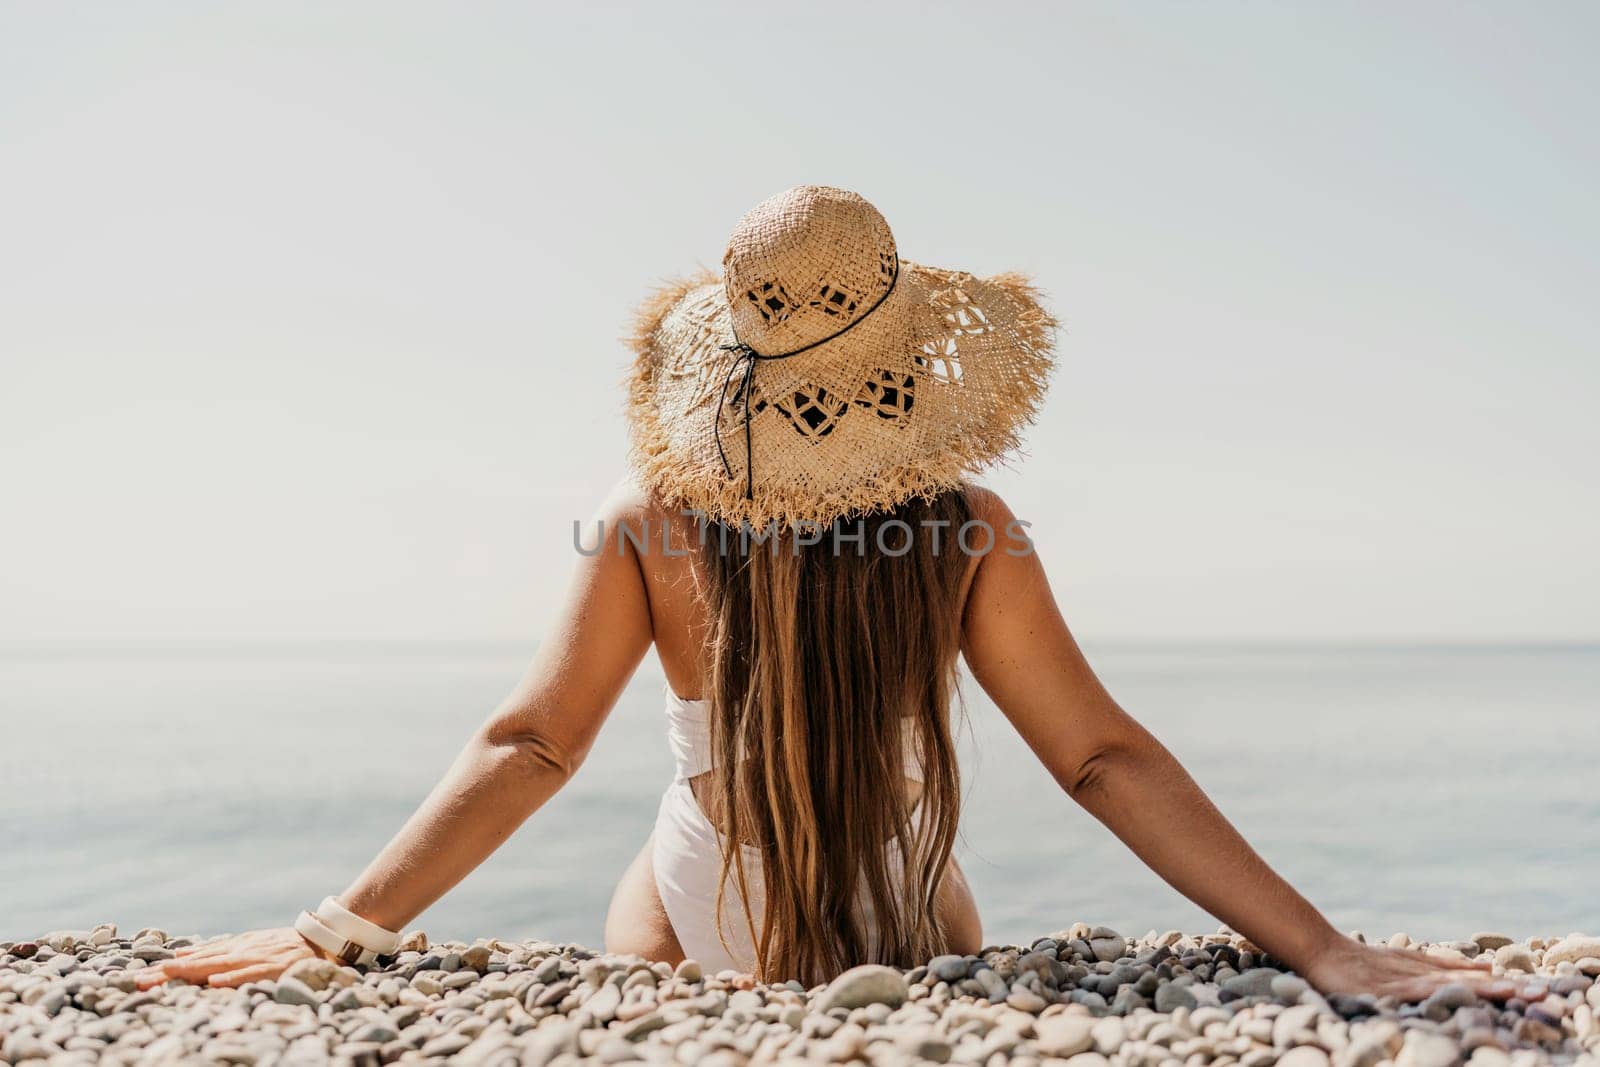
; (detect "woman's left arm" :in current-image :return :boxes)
[960,489,1515,1001]
[329,494,654,931]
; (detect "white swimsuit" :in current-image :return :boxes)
[650,687,927,974]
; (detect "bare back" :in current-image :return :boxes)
[628,495,984,819]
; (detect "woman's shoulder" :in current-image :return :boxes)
[961,482,1019,529]
[593,477,688,526]
[587,477,707,565]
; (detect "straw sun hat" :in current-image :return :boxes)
[626,184,1059,529]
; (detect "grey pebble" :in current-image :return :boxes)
[535,978,574,1007]
[271,977,318,1008]
[815,964,908,1011]
[348,1022,399,1044]
[327,987,362,1011]
[1222,966,1282,998]
[974,967,1009,1002]
[1271,973,1310,1001]
[442,969,479,990]
[1109,985,1147,1014]
[1089,936,1127,963]
[1154,981,1198,1012]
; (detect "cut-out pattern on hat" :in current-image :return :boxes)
[878,249,898,286]
[746,281,797,325]
[916,338,963,385]
[811,281,863,320]
[855,370,915,422]
[774,385,849,439]
[932,287,992,336]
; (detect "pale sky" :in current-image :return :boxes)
[3,2,1596,645]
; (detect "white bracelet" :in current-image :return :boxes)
[294,909,378,967]
[315,896,401,957]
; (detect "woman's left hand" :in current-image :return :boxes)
[1302,936,1523,1002]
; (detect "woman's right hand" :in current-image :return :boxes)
[134,927,321,989]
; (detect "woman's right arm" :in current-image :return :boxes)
[137,486,655,988]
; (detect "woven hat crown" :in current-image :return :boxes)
[722,185,898,356]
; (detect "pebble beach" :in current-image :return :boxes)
[3,925,1598,1066]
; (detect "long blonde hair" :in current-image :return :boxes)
[699,488,971,985]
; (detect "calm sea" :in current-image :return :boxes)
[3,644,1595,946]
